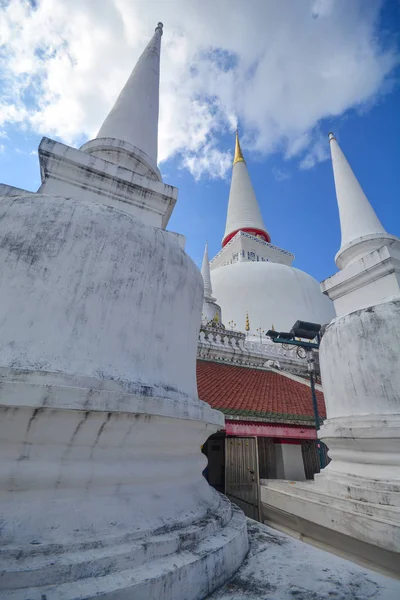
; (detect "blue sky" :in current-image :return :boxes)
[1,0,399,283]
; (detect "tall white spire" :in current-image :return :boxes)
[328,132,394,269]
[201,242,215,301]
[96,22,163,172]
[222,130,270,247]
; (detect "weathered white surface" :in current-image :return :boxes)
[0,20,250,598]
[262,299,400,557]
[211,260,335,334]
[262,138,400,564]
[0,189,248,597]
[209,520,400,599]
[329,133,398,269]
[275,444,306,481]
[261,479,400,561]
[318,297,400,486]
[38,138,176,229]
[223,159,269,245]
[0,194,199,402]
[197,328,313,374]
[321,242,400,316]
[279,138,400,561]
[96,23,163,174]
[0,184,30,197]
[320,298,400,423]
[211,231,294,269]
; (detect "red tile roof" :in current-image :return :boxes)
[196,360,326,424]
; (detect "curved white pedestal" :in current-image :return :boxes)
[0,373,248,599]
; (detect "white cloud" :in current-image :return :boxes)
[299,133,330,170]
[0,0,398,179]
[272,167,291,182]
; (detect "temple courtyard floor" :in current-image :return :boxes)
[208,520,400,599]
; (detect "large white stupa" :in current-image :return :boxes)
[210,131,335,335]
[0,24,247,599]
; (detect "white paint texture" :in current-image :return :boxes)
[0,189,248,598]
[0,194,200,401]
[96,23,163,174]
[321,244,400,317]
[223,159,268,245]
[38,137,177,229]
[262,137,400,561]
[0,22,249,597]
[211,261,335,334]
[329,133,398,269]
[317,297,400,499]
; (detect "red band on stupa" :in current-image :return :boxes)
[222,228,271,247]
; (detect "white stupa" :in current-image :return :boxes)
[262,132,400,569]
[210,130,335,336]
[201,241,222,323]
[0,24,248,599]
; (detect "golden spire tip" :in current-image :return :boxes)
[233,129,245,166]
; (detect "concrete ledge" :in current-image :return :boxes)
[261,482,400,578]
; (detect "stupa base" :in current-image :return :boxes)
[1,495,247,600]
[0,371,248,599]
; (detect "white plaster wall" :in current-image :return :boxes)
[37,138,177,230]
[0,403,220,545]
[211,261,335,333]
[320,297,400,419]
[331,272,400,317]
[0,194,202,403]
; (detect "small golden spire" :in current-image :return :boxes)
[233,128,245,166]
[245,311,250,332]
[213,312,219,323]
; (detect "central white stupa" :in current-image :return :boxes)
[210,131,335,335]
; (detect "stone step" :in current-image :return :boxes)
[1,504,248,600]
[262,480,400,522]
[0,497,234,590]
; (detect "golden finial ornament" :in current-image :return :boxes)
[245,311,250,332]
[271,324,275,331]
[233,128,245,166]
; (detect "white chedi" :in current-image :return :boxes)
[212,258,335,335]
[0,23,248,600]
[209,131,334,337]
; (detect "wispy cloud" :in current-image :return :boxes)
[272,167,291,182]
[299,135,330,170]
[0,0,398,179]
